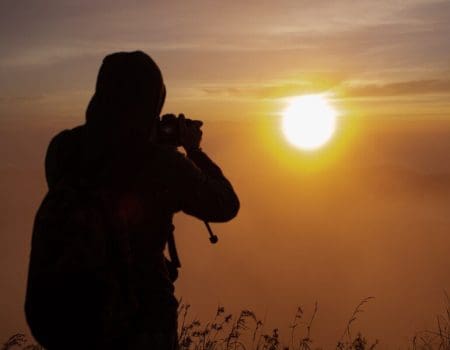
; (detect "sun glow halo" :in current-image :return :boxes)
[282,94,337,150]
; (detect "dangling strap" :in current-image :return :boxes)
[167,225,181,268]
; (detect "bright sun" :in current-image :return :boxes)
[281,94,337,151]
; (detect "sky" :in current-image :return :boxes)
[1,0,450,121]
[0,1,449,348]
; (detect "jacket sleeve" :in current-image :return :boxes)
[172,148,240,223]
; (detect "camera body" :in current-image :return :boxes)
[157,114,200,147]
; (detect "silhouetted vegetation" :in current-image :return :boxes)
[177,297,378,349]
[4,294,449,349]
[411,292,450,350]
[1,333,42,350]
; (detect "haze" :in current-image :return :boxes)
[1,1,449,348]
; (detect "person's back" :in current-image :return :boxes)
[26,51,239,349]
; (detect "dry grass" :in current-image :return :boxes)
[177,297,377,350]
[412,292,450,350]
[3,294,449,350]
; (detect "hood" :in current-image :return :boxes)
[86,51,166,136]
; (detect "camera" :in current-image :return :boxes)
[157,114,202,147]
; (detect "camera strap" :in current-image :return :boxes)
[166,221,218,272]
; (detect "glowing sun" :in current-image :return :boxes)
[282,94,337,150]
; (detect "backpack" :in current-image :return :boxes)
[25,174,137,348]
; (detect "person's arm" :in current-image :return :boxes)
[173,115,240,222]
[175,148,239,222]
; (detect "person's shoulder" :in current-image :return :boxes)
[45,125,85,186]
[46,125,86,164]
[49,125,85,147]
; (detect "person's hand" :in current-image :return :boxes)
[179,114,203,152]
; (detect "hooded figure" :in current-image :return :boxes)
[86,51,165,143]
[25,51,239,350]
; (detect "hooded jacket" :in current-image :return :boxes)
[44,51,240,310]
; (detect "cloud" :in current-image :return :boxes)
[1,0,449,120]
[0,95,45,103]
[405,0,450,23]
[199,78,450,100]
[1,0,447,71]
[342,79,450,98]
[201,82,334,99]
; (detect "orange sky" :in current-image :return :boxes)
[1,0,450,122]
[1,1,449,348]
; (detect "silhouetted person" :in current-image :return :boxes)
[25,51,239,349]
